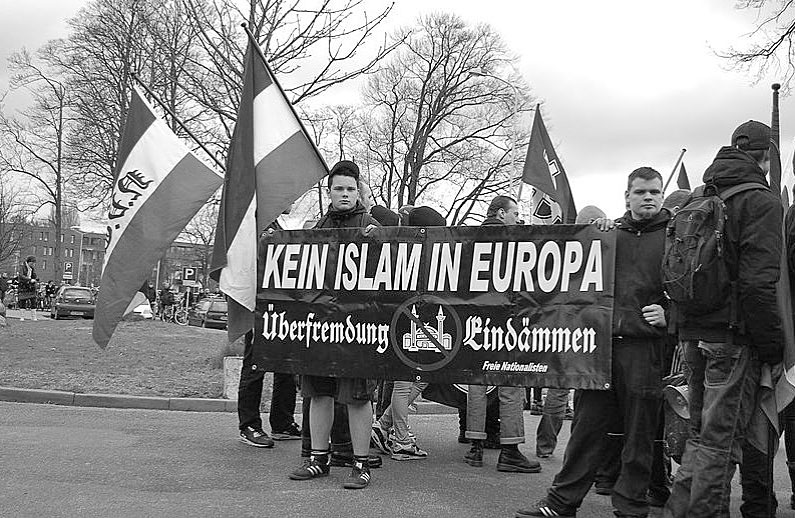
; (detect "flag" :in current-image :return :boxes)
[210,40,328,343]
[676,162,691,190]
[525,188,563,225]
[93,87,223,348]
[521,105,577,223]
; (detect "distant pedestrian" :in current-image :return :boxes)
[17,256,38,321]
[0,273,8,304]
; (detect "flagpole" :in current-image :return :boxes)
[241,23,330,176]
[130,74,226,172]
[662,148,687,194]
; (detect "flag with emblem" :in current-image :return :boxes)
[520,105,577,223]
[92,86,223,348]
[676,162,691,190]
[210,36,328,343]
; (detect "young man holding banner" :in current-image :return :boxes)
[518,167,670,518]
[288,160,380,490]
[464,195,541,474]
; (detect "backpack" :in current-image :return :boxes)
[661,182,767,316]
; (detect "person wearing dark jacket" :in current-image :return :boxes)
[465,195,541,474]
[664,120,784,518]
[519,167,670,518]
[18,255,39,321]
[289,160,380,490]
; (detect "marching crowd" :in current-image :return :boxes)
[236,119,789,518]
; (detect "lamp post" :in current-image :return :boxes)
[70,226,84,286]
[468,68,520,199]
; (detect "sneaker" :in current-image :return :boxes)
[330,453,383,469]
[497,448,542,473]
[271,423,301,441]
[370,422,391,454]
[516,498,576,517]
[464,441,483,467]
[342,461,371,489]
[239,426,274,448]
[288,456,330,480]
[390,441,428,461]
[536,451,552,459]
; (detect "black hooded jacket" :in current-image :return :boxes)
[612,209,670,338]
[678,146,783,360]
[314,200,379,230]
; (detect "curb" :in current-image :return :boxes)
[0,386,456,414]
[0,386,235,412]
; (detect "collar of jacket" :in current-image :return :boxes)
[326,200,367,221]
[616,209,669,234]
[481,216,505,226]
[702,146,769,189]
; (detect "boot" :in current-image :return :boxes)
[464,439,483,467]
[497,446,541,473]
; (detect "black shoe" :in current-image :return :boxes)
[464,440,483,467]
[791,493,795,510]
[497,448,542,473]
[288,455,330,480]
[516,498,576,517]
[342,460,371,489]
[271,422,301,441]
[647,490,669,508]
[331,452,382,469]
[239,426,275,448]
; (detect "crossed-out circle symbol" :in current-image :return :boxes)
[389,294,463,371]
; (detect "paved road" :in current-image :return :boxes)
[1,402,793,518]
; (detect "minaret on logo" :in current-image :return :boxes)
[402,305,453,353]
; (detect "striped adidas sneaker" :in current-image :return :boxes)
[342,461,371,489]
[288,456,330,481]
[515,498,576,517]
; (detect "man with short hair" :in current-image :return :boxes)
[289,160,380,490]
[664,121,783,518]
[518,167,670,518]
[464,195,541,474]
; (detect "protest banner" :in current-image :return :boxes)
[253,224,615,389]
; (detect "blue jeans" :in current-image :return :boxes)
[664,340,761,518]
[467,385,525,444]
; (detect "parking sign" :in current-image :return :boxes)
[63,262,73,280]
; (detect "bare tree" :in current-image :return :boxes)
[0,177,31,266]
[0,50,70,280]
[180,198,219,289]
[360,13,533,211]
[719,1,795,91]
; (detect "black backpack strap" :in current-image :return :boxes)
[718,182,768,200]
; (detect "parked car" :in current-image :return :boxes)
[187,298,228,329]
[50,286,96,320]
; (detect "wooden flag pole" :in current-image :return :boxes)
[130,73,226,172]
[662,148,687,194]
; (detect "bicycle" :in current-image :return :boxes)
[159,304,189,326]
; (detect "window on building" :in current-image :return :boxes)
[44,232,49,242]
[70,235,75,244]
[60,234,64,242]
[42,260,47,270]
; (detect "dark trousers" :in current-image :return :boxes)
[269,373,297,432]
[238,333,298,432]
[547,338,662,516]
[238,332,264,431]
[784,399,795,496]
[300,397,353,456]
[739,432,777,518]
[650,404,672,502]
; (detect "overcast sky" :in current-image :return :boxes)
[2,0,794,217]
